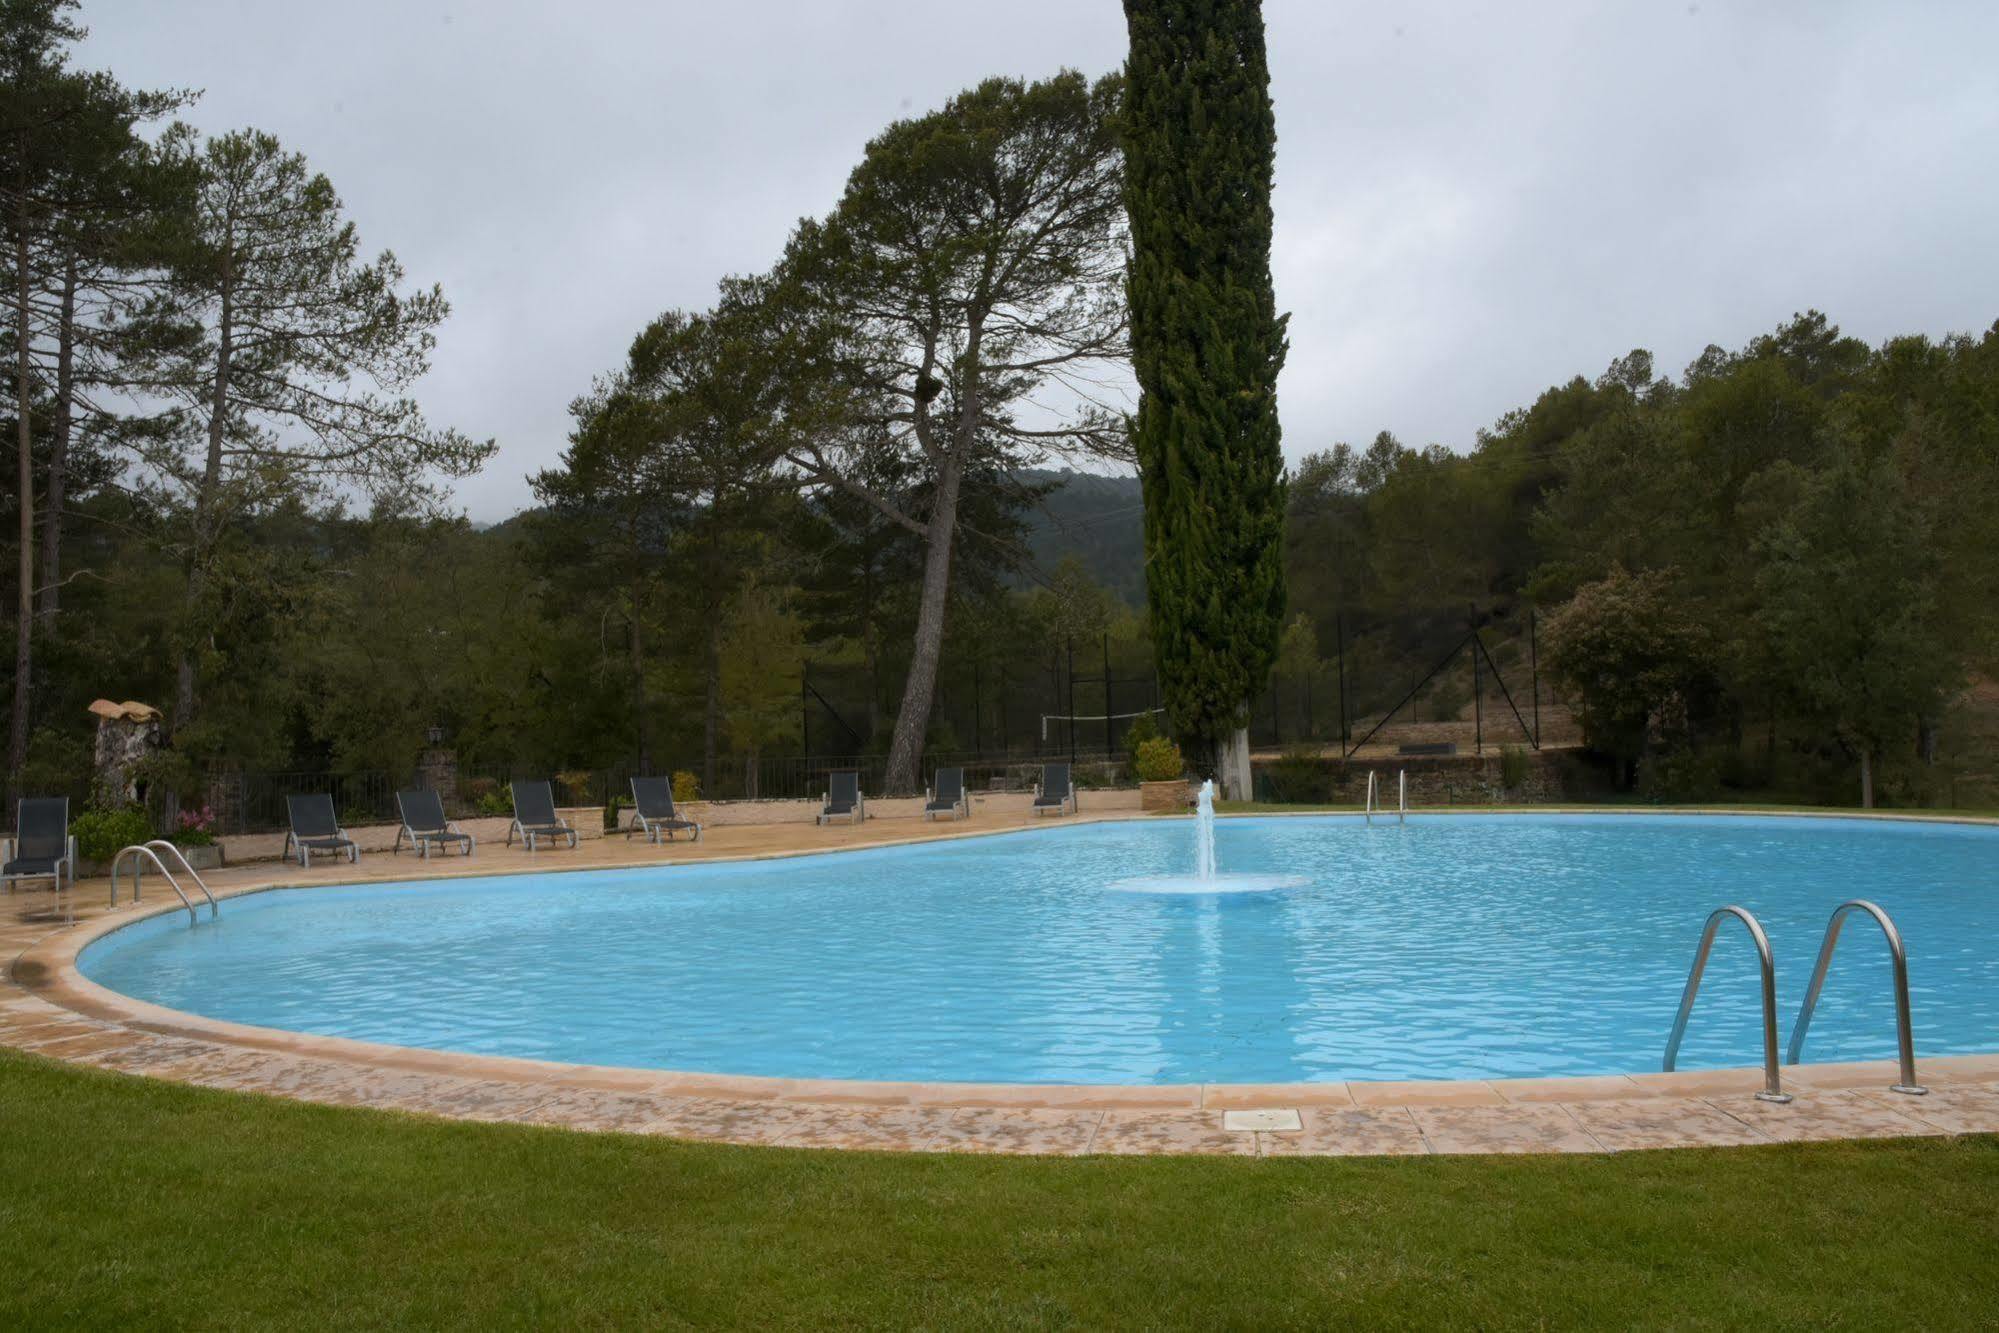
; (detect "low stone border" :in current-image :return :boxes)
[6,808,1997,1155]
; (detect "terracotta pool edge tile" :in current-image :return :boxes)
[1203,1082,1355,1109]
[1349,1079,1506,1108]
[10,810,1999,1156]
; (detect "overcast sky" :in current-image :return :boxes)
[80,1,1999,520]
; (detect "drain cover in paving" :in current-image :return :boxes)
[1223,1108,1302,1132]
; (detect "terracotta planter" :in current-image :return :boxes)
[1141,779,1192,813]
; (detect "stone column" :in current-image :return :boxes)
[88,699,162,806]
[418,748,459,812]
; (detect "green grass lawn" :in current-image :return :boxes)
[1,1052,1994,1328]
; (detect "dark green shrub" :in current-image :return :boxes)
[70,807,155,861]
[1123,711,1162,772]
[1264,746,1330,804]
[1133,737,1184,782]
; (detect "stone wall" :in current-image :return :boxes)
[1254,747,1610,807]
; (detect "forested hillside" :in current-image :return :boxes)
[14,308,1996,813]
[12,2,1993,817]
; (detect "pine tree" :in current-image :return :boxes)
[1122,0,1289,793]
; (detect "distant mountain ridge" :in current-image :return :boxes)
[479,468,1149,605]
[1013,469,1146,605]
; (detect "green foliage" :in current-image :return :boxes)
[1124,0,1290,764]
[1500,745,1529,791]
[1541,568,1717,785]
[125,122,492,740]
[1754,450,1959,805]
[1637,743,1725,802]
[774,69,1127,792]
[672,770,700,804]
[69,806,152,861]
[1132,736,1184,783]
[1122,709,1161,771]
[464,780,512,819]
[1263,746,1330,805]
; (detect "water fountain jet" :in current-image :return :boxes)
[1106,779,1307,895]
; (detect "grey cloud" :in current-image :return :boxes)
[82,1,1998,518]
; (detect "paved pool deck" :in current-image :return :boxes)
[6,806,1997,1156]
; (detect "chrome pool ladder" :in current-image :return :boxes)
[1663,905,1792,1102]
[109,840,219,925]
[1786,899,1925,1095]
[1362,770,1407,825]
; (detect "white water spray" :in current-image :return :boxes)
[1105,777,1305,895]
[1194,779,1217,881]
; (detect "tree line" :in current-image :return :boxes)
[1281,315,1999,807]
[6,0,1995,818]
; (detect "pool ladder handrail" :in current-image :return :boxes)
[109,840,219,925]
[1786,899,1926,1095]
[1663,905,1792,1102]
[1362,771,1407,825]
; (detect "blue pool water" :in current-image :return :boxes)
[79,814,1999,1085]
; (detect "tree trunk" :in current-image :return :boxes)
[628,596,649,773]
[37,259,74,620]
[882,457,963,795]
[1220,725,1252,801]
[180,299,230,724]
[172,260,234,829]
[9,226,34,786]
[702,611,720,795]
[1859,748,1874,809]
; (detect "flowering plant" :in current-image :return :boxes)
[170,804,218,847]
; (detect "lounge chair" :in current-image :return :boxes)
[2,797,75,893]
[507,780,578,850]
[283,793,358,868]
[817,770,864,826]
[394,789,475,859]
[925,767,968,821]
[628,776,701,843]
[1033,761,1077,817]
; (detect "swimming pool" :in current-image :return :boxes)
[78,814,1999,1085]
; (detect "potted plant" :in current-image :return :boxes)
[1134,737,1191,813]
[167,804,224,870]
[68,806,156,878]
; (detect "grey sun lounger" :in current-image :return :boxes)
[817,770,864,826]
[1032,761,1077,817]
[925,767,968,821]
[284,793,358,867]
[2,796,75,893]
[394,789,475,859]
[507,780,578,850]
[628,776,701,843]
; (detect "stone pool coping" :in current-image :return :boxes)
[5,805,1998,1155]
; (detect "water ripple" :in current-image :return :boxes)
[80,814,1999,1084]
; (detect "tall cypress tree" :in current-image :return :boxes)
[1122,0,1289,789]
